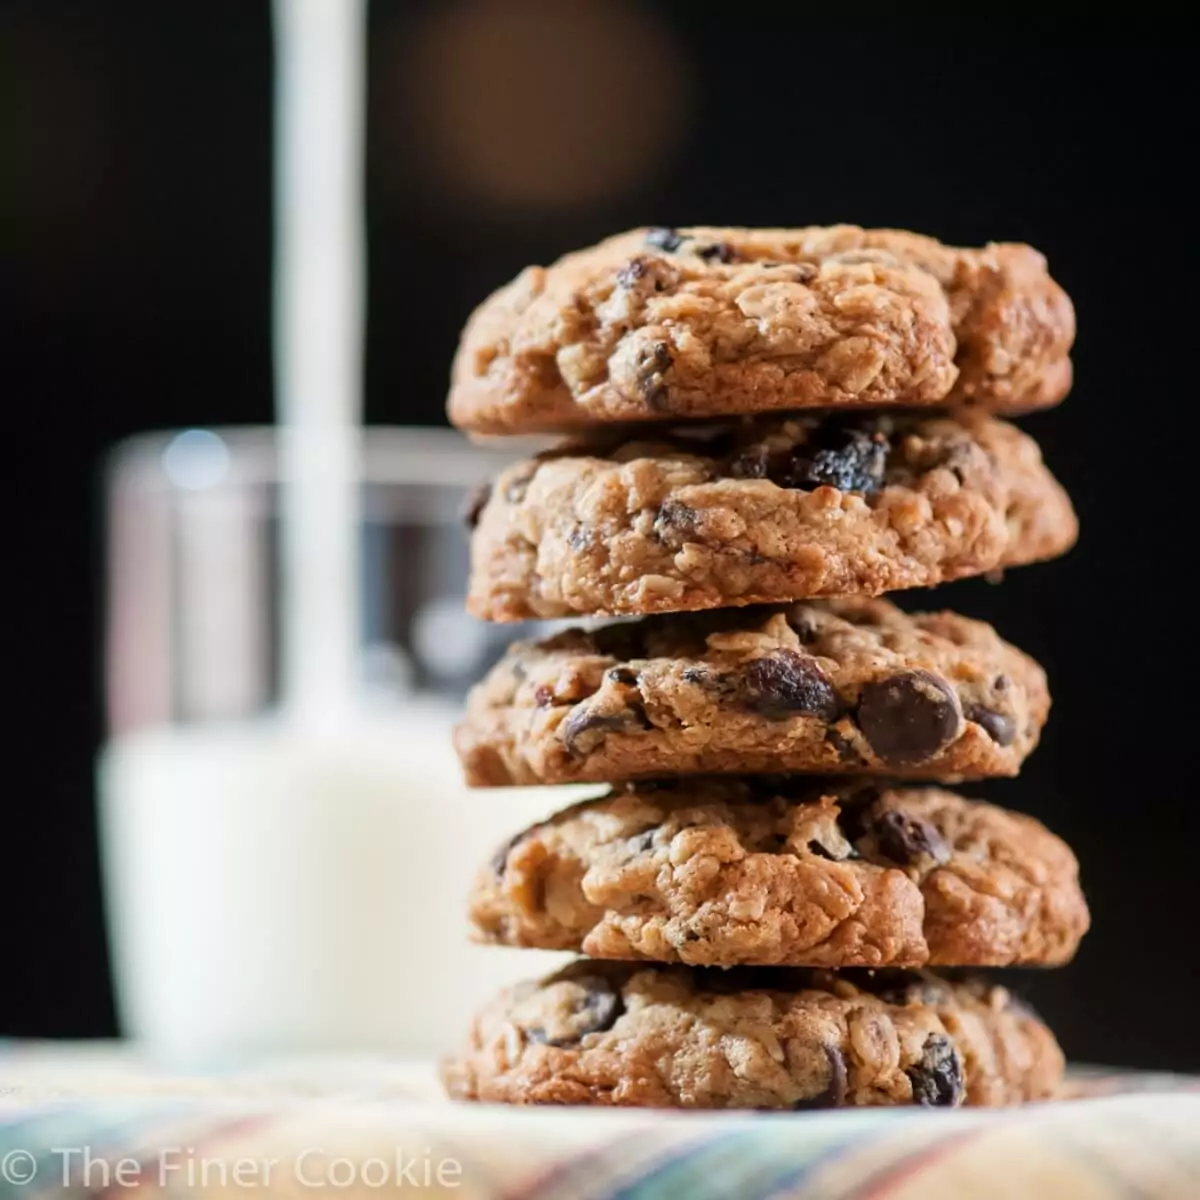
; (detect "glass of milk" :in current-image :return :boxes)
[99,427,583,1062]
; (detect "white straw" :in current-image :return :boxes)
[272,0,366,726]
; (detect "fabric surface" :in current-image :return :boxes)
[0,1048,1196,1198]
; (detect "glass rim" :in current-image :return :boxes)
[106,424,537,492]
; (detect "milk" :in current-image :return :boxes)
[272,0,365,729]
[98,0,565,1060]
[100,705,584,1059]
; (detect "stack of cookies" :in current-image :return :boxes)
[442,226,1087,1110]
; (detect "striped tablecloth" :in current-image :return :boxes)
[1,1049,1197,1197]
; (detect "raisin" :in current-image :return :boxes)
[774,421,889,494]
[636,340,673,409]
[527,976,625,1047]
[616,257,649,287]
[906,1034,965,1107]
[652,500,698,539]
[740,652,841,721]
[560,705,650,757]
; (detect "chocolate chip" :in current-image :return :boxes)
[533,685,554,708]
[856,670,963,765]
[695,241,739,263]
[775,421,889,494]
[794,262,819,284]
[653,500,698,539]
[994,674,1011,692]
[872,809,950,867]
[740,652,841,721]
[606,667,639,686]
[636,340,673,408]
[681,666,710,684]
[794,1045,849,1109]
[964,703,1017,747]
[645,226,683,252]
[906,1034,965,1107]
[527,976,625,1046]
[460,480,491,531]
[561,704,650,757]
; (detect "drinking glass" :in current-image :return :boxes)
[99,426,581,1060]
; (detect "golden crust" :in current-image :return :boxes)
[469,779,1088,969]
[449,226,1074,434]
[465,413,1077,621]
[444,960,1065,1108]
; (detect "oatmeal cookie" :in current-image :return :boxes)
[443,960,1063,1107]
[465,412,1076,621]
[448,226,1074,433]
[456,598,1048,784]
[471,779,1088,968]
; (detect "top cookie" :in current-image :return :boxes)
[448,226,1074,434]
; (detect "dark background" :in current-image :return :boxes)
[4,2,1197,1069]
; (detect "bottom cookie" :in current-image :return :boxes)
[443,961,1063,1109]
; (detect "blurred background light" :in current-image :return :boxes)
[160,429,232,491]
[384,0,690,209]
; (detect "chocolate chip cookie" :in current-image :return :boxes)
[443,960,1063,1107]
[465,412,1076,621]
[448,226,1074,434]
[455,598,1048,784]
[471,779,1088,969]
